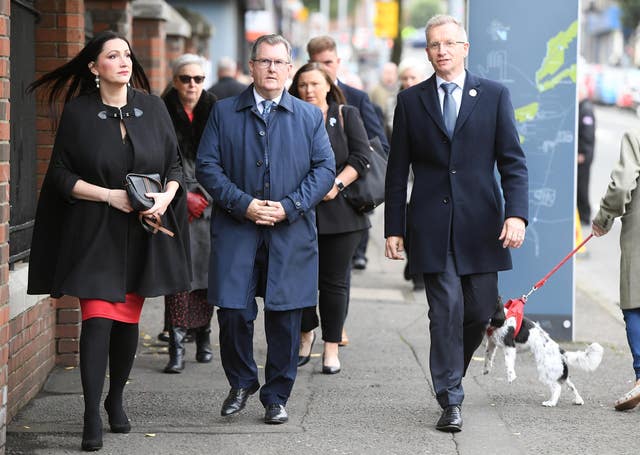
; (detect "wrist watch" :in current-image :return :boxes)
[335,178,345,192]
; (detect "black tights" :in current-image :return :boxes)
[80,318,138,436]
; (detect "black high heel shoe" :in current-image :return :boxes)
[104,396,131,433]
[322,354,341,375]
[81,415,103,451]
[297,331,316,367]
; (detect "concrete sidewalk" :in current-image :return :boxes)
[6,210,638,455]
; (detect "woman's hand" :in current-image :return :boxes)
[591,222,607,237]
[323,184,340,201]
[140,181,179,217]
[108,189,133,213]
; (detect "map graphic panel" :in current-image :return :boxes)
[467,0,579,339]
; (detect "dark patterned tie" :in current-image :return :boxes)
[261,100,274,123]
[441,82,457,137]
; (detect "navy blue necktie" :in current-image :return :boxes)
[441,82,457,137]
[261,100,274,123]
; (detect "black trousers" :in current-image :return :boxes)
[577,160,592,224]
[423,251,497,408]
[217,241,302,407]
[301,230,363,342]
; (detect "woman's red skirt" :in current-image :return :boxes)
[80,293,145,323]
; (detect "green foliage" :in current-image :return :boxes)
[406,0,444,29]
[619,0,640,30]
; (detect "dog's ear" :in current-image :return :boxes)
[490,296,506,328]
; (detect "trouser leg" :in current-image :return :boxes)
[260,308,303,407]
[623,308,640,380]
[318,231,362,342]
[217,301,260,389]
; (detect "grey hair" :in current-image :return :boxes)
[171,53,205,76]
[250,34,292,61]
[217,56,237,74]
[398,57,425,77]
[425,14,468,42]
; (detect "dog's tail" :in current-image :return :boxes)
[565,343,604,372]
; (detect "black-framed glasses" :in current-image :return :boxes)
[427,41,466,51]
[252,58,290,69]
[178,75,205,84]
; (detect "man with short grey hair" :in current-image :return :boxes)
[385,14,528,432]
[197,34,335,424]
[208,56,247,100]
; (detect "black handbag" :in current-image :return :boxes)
[125,173,162,211]
[342,136,387,213]
[124,173,174,237]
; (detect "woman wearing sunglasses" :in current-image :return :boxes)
[161,54,217,373]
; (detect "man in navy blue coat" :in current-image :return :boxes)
[196,34,335,424]
[384,15,528,432]
[307,36,389,272]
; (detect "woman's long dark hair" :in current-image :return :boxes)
[289,62,346,105]
[27,30,151,118]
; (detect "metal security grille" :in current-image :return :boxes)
[9,0,39,267]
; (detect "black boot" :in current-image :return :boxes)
[164,327,186,373]
[195,326,213,363]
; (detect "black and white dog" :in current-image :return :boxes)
[483,297,603,407]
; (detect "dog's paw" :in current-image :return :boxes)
[507,371,517,383]
[483,369,490,375]
[573,397,584,405]
[542,400,557,407]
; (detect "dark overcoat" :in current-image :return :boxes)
[384,71,529,275]
[196,87,335,311]
[28,88,191,302]
[338,80,390,155]
[163,87,216,290]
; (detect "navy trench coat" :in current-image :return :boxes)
[196,87,335,311]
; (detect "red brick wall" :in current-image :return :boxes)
[132,18,166,95]
[165,34,185,85]
[0,0,9,448]
[85,0,132,39]
[7,299,55,421]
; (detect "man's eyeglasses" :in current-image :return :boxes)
[427,41,466,51]
[178,75,205,84]
[252,58,290,69]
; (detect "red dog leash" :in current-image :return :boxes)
[503,233,594,336]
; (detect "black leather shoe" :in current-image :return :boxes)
[264,403,288,424]
[297,331,316,367]
[436,405,462,432]
[220,383,260,416]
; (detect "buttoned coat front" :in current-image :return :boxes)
[196,87,335,311]
[593,131,640,310]
[385,71,529,276]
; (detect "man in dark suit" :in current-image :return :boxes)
[384,15,528,433]
[307,36,390,272]
[208,56,247,100]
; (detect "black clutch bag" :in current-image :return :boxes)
[125,173,162,211]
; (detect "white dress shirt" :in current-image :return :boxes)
[435,72,466,117]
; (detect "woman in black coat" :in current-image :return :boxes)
[161,54,216,373]
[289,63,371,374]
[27,31,191,451]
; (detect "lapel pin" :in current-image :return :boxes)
[469,89,477,97]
